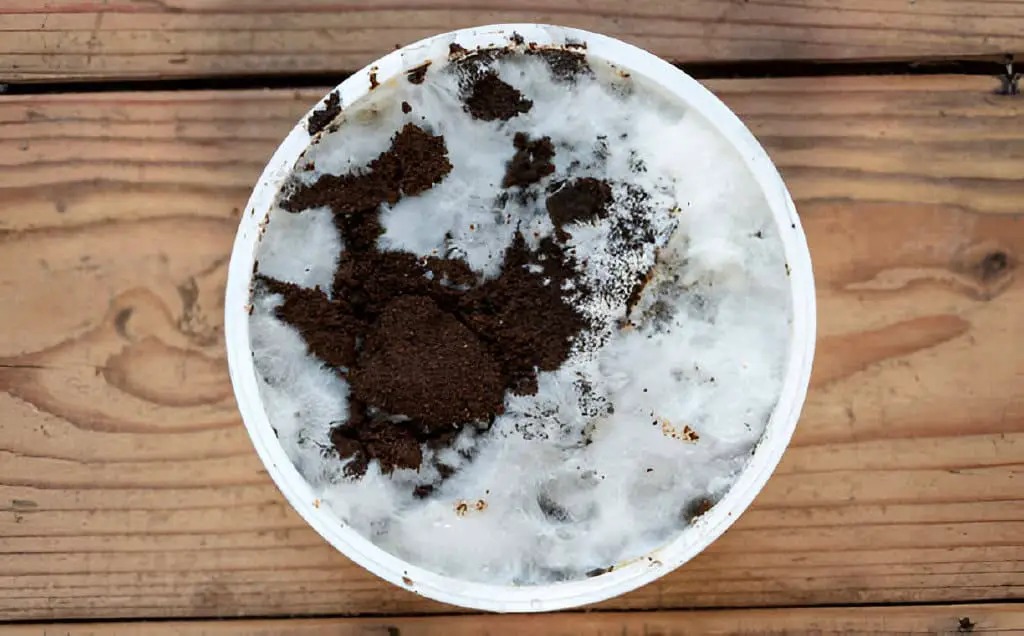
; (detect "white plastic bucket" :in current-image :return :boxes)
[225,23,816,612]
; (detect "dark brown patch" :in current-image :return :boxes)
[369,70,380,90]
[113,307,133,339]
[459,234,586,395]
[330,414,422,476]
[585,566,613,577]
[979,250,1010,282]
[406,60,432,84]
[351,296,506,431]
[425,256,478,288]
[463,72,533,121]
[255,277,362,369]
[528,48,592,82]
[546,177,612,241]
[685,498,714,522]
[307,91,341,135]
[503,132,556,188]
[401,101,412,114]
[281,123,452,215]
[449,42,468,57]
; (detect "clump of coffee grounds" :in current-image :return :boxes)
[307,91,341,135]
[459,233,585,395]
[503,132,556,188]
[463,72,533,121]
[546,177,612,241]
[351,296,506,432]
[330,409,423,477]
[527,48,593,82]
[281,123,452,215]
[255,277,361,369]
[262,121,590,484]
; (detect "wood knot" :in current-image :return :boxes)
[949,243,1015,300]
[978,251,1010,282]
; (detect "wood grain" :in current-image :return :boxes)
[0,75,1022,620]
[2,1,1023,82]
[3,604,1023,635]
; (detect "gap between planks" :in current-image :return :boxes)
[0,56,1019,95]
[1,603,1023,635]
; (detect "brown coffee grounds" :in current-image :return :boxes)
[351,296,506,431]
[503,132,556,188]
[307,92,341,135]
[458,234,585,395]
[332,249,471,318]
[463,72,533,121]
[330,412,422,477]
[424,256,478,288]
[685,498,714,523]
[260,66,599,485]
[341,206,390,252]
[256,276,361,369]
[281,123,452,215]
[406,61,431,84]
[546,177,612,241]
[401,101,412,114]
[527,48,592,82]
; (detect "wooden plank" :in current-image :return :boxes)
[1,1,1023,82]
[0,75,1021,620]
[2,604,1023,635]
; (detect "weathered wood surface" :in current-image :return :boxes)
[0,75,1021,620]
[1,1,1023,81]
[2,604,1023,635]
